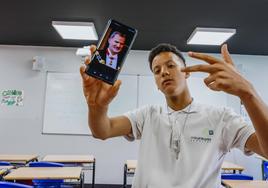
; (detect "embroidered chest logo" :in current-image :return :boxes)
[191,128,214,143]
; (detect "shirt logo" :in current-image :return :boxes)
[190,128,214,144]
[209,130,214,135]
[202,128,214,137]
[191,136,211,143]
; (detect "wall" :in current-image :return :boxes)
[0,45,267,183]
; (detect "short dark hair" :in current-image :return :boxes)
[148,43,186,71]
[109,31,126,39]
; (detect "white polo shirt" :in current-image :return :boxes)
[124,101,255,188]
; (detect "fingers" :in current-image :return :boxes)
[221,44,234,66]
[80,65,93,83]
[84,45,97,65]
[181,64,220,73]
[109,80,122,98]
[90,45,97,53]
[80,65,99,90]
[188,51,223,64]
[204,74,216,87]
[207,81,221,91]
[88,80,102,105]
[84,56,90,65]
[114,80,122,91]
[96,80,122,106]
[203,72,226,86]
[207,79,225,92]
[80,65,87,80]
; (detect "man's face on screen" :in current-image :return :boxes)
[108,34,126,55]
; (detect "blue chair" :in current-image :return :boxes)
[29,161,64,167]
[0,182,33,188]
[221,173,253,180]
[263,161,268,180]
[28,162,64,188]
[0,161,11,166]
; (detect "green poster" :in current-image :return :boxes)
[1,89,24,106]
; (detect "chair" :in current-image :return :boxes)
[0,161,11,166]
[221,173,253,180]
[263,161,268,180]
[28,161,64,188]
[123,160,137,188]
[29,161,64,167]
[0,161,12,181]
[0,182,33,188]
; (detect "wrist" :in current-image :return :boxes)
[88,104,108,114]
[239,82,257,102]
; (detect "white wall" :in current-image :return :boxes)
[0,45,141,184]
[0,45,267,183]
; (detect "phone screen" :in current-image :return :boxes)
[85,19,138,85]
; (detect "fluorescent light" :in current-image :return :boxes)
[76,46,91,57]
[52,21,98,40]
[187,27,236,45]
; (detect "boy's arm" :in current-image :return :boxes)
[80,45,132,139]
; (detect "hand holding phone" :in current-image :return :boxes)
[80,45,122,108]
[85,19,138,85]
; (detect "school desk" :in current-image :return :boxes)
[123,160,245,188]
[0,154,38,165]
[222,180,268,188]
[222,161,245,174]
[4,167,84,188]
[42,154,95,187]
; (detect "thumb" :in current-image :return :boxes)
[110,80,122,98]
[80,65,88,81]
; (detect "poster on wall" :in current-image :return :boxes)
[1,89,24,106]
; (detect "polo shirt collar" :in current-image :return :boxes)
[164,99,198,114]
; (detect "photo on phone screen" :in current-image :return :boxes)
[85,19,138,85]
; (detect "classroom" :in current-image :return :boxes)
[1,1,268,188]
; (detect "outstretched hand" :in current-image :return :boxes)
[80,45,122,108]
[181,44,253,98]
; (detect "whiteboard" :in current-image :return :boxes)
[43,73,138,135]
[138,75,227,107]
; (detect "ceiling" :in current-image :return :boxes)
[1,0,268,55]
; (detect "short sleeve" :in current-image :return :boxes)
[221,108,255,155]
[123,105,150,141]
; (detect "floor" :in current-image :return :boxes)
[84,185,131,188]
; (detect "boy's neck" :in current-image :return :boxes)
[166,93,193,111]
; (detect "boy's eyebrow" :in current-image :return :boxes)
[152,60,174,70]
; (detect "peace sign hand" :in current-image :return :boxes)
[181,44,254,98]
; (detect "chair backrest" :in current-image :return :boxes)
[0,182,33,188]
[0,161,11,166]
[263,161,268,180]
[221,173,253,180]
[28,161,64,167]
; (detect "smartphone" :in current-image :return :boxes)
[85,19,138,85]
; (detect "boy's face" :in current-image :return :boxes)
[151,52,189,97]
